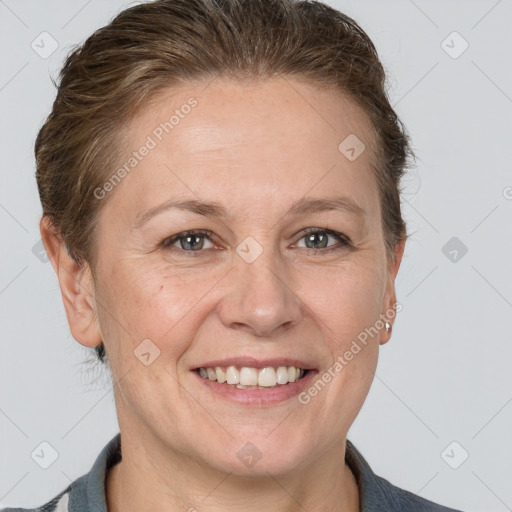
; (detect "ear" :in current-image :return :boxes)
[379,238,406,346]
[40,217,102,349]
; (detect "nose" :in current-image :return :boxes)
[217,251,303,338]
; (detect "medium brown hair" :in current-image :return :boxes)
[35,0,415,363]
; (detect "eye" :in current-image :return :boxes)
[295,228,352,252]
[162,229,215,255]
[161,227,352,257]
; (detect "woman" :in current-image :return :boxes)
[3,0,463,510]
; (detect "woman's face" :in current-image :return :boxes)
[83,77,403,475]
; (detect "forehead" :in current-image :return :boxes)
[106,76,380,222]
[140,76,375,161]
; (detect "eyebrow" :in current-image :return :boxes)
[132,195,366,229]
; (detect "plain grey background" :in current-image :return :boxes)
[1,0,511,510]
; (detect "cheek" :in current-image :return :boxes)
[95,263,213,363]
[300,259,385,348]
[304,262,383,424]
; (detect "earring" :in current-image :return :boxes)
[385,321,392,333]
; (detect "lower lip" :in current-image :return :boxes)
[193,370,318,405]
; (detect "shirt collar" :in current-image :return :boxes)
[345,439,402,511]
[75,433,393,512]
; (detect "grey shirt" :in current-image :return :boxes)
[2,433,463,511]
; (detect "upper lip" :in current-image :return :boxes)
[193,356,316,370]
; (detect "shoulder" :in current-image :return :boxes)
[345,439,464,512]
[1,433,120,512]
[372,472,463,511]
[0,486,71,512]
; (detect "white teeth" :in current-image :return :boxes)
[215,367,227,383]
[258,367,277,387]
[276,366,289,384]
[226,366,240,385]
[239,367,258,386]
[198,365,307,388]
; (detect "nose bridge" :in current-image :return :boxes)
[242,246,285,301]
[217,238,302,337]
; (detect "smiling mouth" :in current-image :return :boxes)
[197,365,309,389]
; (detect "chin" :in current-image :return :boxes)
[194,430,314,477]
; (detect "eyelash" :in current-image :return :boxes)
[161,228,353,257]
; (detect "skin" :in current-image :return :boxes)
[41,76,405,512]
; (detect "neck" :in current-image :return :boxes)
[106,427,360,512]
